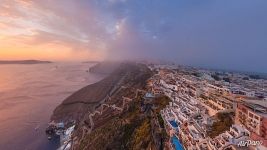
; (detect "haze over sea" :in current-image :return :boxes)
[0,62,104,150]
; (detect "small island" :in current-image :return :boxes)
[0,60,52,64]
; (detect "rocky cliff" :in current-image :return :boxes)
[50,62,170,150]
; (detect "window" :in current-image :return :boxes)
[254,116,259,120]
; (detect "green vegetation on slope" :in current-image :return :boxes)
[130,118,152,150]
[78,93,171,150]
[157,114,165,128]
[208,112,234,138]
[154,96,171,113]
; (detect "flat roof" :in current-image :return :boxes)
[243,100,267,117]
[244,99,267,108]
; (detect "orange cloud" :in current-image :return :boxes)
[0,44,103,62]
[0,0,108,61]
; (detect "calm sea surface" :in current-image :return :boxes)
[0,63,104,150]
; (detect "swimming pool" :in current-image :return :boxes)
[171,136,184,150]
[169,120,179,128]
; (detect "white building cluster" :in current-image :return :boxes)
[147,65,266,150]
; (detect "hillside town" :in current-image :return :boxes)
[147,64,267,150]
[45,62,267,150]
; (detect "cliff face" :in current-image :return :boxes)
[50,62,169,150]
[74,63,146,149]
[51,63,125,122]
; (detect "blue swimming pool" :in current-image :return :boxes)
[171,136,184,150]
[169,120,178,128]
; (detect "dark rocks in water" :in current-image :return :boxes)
[45,125,57,140]
[46,126,55,136]
[45,124,61,136]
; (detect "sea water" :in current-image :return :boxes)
[0,62,104,150]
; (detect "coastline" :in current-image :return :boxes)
[50,62,124,122]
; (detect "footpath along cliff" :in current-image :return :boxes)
[50,62,170,150]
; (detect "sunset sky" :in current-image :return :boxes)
[0,0,267,72]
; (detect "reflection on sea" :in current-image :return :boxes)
[0,63,104,150]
